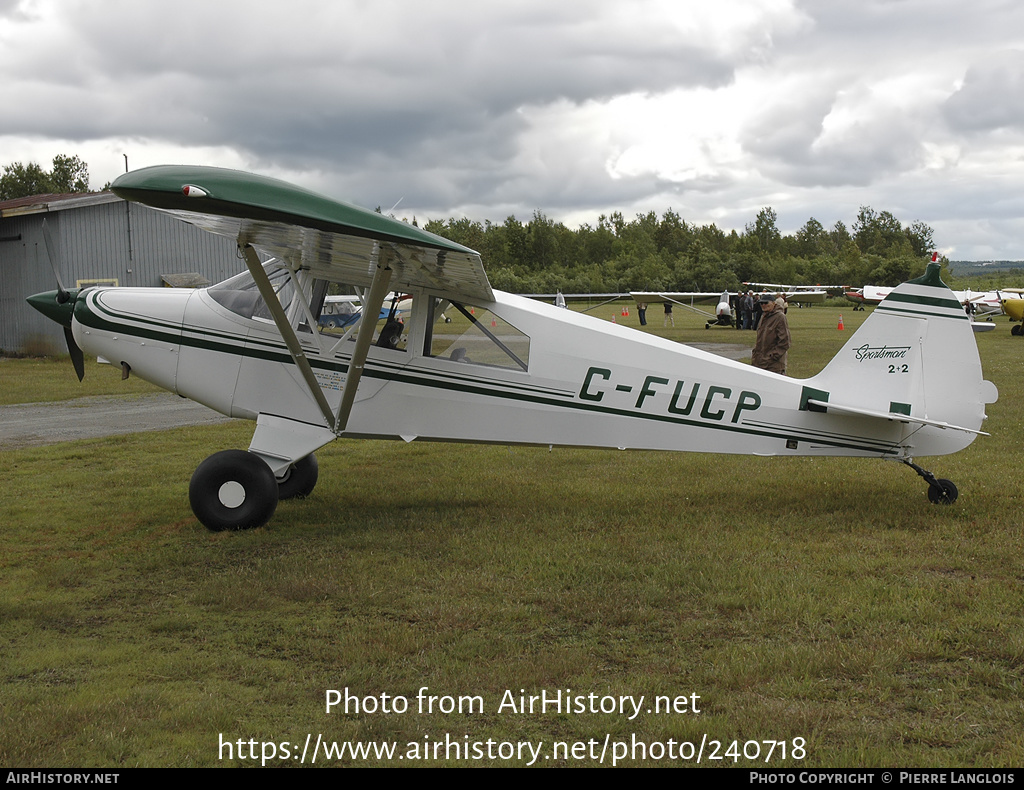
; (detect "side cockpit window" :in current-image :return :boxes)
[425,297,529,371]
[209,260,410,352]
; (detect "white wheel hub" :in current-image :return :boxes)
[218,481,246,509]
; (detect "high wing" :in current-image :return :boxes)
[631,289,827,308]
[630,290,723,305]
[629,291,729,319]
[744,281,847,297]
[111,165,492,304]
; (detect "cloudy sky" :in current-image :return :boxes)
[3,0,1024,260]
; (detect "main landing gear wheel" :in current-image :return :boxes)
[1012,324,1023,336]
[927,479,959,505]
[276,454,319,500]
[189,450,279,531]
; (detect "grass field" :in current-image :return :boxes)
[1,303,1022,768]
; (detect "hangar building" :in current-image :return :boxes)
[1,191,239,355]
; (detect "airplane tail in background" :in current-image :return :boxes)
[805,261,997,458]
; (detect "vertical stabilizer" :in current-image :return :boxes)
[806,261,997,456]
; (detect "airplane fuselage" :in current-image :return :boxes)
[70,279,979,466]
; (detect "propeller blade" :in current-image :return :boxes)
[64,328,85,381]
[41,219,70,304]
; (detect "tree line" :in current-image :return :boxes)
[0,155,91,200]
[418,205,939,292]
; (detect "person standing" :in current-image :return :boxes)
[741,291,754,330]
[751,293,791,374]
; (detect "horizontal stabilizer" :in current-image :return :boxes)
[805,400,989,436]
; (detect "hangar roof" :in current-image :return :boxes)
[0,191,121,218]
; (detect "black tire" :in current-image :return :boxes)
[1011,324,1022,336]
[927,479,958,505]
[189,450,279,531]
[277,454,319,500]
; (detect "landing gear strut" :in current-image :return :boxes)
[901,459,958,505]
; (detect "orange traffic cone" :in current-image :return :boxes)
[491,319,497,328]
[837,314,844,330]
[611,315,616,323]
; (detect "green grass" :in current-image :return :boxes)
[0,356,161,405]
[1,305,1021,767]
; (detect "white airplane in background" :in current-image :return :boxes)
[28,165,997,531]
[743,281,849,298]
[845,282,1011,332]
[318,294,399,330]
[629,288,824,328]
[845,284,1004,316]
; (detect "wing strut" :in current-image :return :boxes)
[334,248,394,433]
[240,243,337,430]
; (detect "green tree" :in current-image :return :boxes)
[795,217,827,258]
[0,162,50,199]
[503,215,529,270]
[0,155,91,200]
[853,207,912,256]
[527,211,557,270]
[904,220,935,258]
[654,208,691,257]
[50,154,90,193]
[745,206,782,255]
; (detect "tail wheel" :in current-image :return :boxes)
[277,454,319,500]
[927,479,959,505]
[189,450,279,531]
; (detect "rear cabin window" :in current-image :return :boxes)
[425,298,529,371]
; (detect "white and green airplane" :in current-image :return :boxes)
[28,166,998,531]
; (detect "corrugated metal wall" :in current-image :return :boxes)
[1,199,240,355]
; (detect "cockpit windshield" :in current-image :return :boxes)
[208,260,296,320]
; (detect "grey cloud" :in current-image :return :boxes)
[739,82,931,188]
[3,1,748,192]
[944,50,1024,133]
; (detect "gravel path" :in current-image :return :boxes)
[0,393,234,450]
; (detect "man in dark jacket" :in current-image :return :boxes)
[751,294,791,373]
